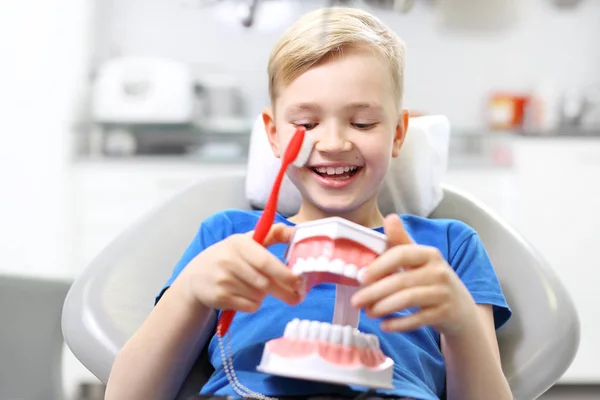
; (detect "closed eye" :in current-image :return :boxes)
[295,123,318,130]
[353,123,377,130]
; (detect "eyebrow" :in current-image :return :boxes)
[286,102,321,112]
[285,102,383,114]
[346,102,384,111]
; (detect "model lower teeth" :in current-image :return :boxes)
[264,319,387,367]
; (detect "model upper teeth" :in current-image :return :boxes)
[314,166,358,175]
[292,256,360,279]
[284,318,380,349]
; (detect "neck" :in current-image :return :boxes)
[289,196,385,228]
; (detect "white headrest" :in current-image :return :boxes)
[245,114,451,217]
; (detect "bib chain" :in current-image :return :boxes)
[216,326,279,400]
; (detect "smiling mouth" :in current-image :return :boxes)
[310,166,363,180]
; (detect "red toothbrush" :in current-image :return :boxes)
[216,126,314,338]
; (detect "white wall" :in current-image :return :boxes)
[0,0,93,280]
[97,0,600,130]
[0,1,101,398]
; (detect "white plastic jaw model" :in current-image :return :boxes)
[257,217,394,389]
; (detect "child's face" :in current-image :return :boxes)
[264,47,407,219]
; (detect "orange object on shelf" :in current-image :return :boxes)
[488,93,529,130]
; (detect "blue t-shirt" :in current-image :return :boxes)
[156,209,512,400]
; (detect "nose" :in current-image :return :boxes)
[313,124,352,154]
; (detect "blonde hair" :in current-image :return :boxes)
[268,7,406,108]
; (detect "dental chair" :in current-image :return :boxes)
[61,116,580,400]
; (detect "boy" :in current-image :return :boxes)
[105,7,512,400]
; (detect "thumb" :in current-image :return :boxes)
[247,223,295,247]
[383,214,414,247]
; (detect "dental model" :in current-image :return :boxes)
[257,217,395,390]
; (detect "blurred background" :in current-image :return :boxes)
[1,0,599,399]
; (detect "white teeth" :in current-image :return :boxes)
[291,257,364,280]
[329,259,345,275]
[282,319,381,350]
[319,323,330,342]
[357,268,367,284]
[355,334,368,349]
[344,264,358,279]
[316,256,329,272]
[292,259,301,275]
[314,166,358,175]
[308,321,321,340]
[299,320,310,338]
[330,325,343,345]
[342,325,354,347]
[284,318,300,338]
[365,334,379,350]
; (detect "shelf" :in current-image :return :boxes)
[72,154,248,166]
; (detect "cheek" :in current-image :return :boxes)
[361,139,393,165]
[360,143,394,181]
[286,166,305,187]
[274,121,292,145]
[287,167,314,197]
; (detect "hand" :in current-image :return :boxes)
[351,214,478,336]
[179,223,302,313]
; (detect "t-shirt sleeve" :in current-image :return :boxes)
[449,229,512,330]
[154,212,232,305]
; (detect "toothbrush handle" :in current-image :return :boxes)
[252,166,285,243]
[216,165,287,337]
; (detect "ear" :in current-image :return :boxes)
[262,108,281,158]
[391,108,410,158]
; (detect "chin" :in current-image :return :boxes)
[308,193,366,215]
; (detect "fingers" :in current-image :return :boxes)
[360,245,441,284]
[383,213,414,247]
[213,276,298,312]
[222,268,268,299]
[234,234,299,288]
[264,223,296,247]
[246,223,296,248]
[352,266,442,308]
[197,224,300,313]
[364,286,447,318]
[227,264,300,307]
[230,232,301,305]
[265,280,302,306]
[222,295,263,313]
[208,279,265,312]
[357,214,420,285]
[227,256,272,291]
[226,257,300,306]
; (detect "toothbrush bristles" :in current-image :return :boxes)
[292,133,313,167]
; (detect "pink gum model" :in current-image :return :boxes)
[257,217,394,390]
